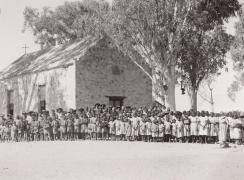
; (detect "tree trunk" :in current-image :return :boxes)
[165,65,176,111]
[152,65,176,111]
[190,87,197,111]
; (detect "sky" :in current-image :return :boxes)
[0,0,244,112]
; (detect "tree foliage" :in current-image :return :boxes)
[178,0,239,110]
[229,5,244,101]
[179,25,233,110]
[106,0,239,110]
[180,26,233,91]
[23,0,110,46]
[106,0,239,70]
[107,0,193,71]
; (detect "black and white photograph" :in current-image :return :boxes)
[0,0,244,180]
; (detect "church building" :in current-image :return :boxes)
[0,36,157,116]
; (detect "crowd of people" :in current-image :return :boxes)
[0,104,244,147]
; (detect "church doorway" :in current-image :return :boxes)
[107,96,125,107]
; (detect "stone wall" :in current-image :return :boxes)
[75,38,153,108]
[0,65,76,116]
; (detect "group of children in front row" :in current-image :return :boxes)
[0,104,243,146]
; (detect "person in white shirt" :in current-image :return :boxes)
[140,114,147,141]
[182,111,190,143]
[190,111,198,143]
[26,112,33,124]
[199,111,210,144]
[171,118,177,142]
[205,112,211,143]
[232,113,242,145]
[114,116,121,141]
[120,116,126,141]
[198,112,205,143]
[228,113,235,143]
[219,113,229,148]
[125,115,132,141]
[210,113,219,143]
[176,113,184,143]
[130,112,139,141]
[108,117,115,141]
[158,117,165,142]
[146,116,152,142]
[164,113,172,142]
[151,116,159,142]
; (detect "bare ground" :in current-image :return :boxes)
[0,141,243,180]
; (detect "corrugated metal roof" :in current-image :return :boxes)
[0,36,99,80]
[0,35,152,81]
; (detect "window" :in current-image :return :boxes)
[108,96,125,107]
[7,90,14,115]
[111,65,121,75]
[38,85,46,112]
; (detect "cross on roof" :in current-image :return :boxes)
[22,44,29,55]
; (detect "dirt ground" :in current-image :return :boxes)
[0,141,243,180]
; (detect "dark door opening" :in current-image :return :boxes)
[107,96,125,107]
[38,85,46,113]
[7,90,14,116]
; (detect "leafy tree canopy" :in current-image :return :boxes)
[106,0,239,110]
[107,0,240,72]
[229,5,244,101]
[23,0,110,46]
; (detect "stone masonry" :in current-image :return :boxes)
[75,38,153,108]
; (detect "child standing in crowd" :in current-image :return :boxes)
[80,112,88,140]
[233,113,242,145]
[131,112,139,141]
[103,113,110,140]
[209,113,216,143]
[164,113,172,142]
[219,113,229,147]
[125,115,132,141]
[146,117,152,142]
[33,115,40,141]
[140,115,147,141]
[151,118,159,142]
[5,123,11,142]
[182,111,191,143]
[228,113,235,143]
[43,116,51,141]
[11,122,17,142]
[214,113,220,143]
[60,114,67,140]
[190,111,198,143]
[158,119,165,142]
[176,114,184,143]
[67,113,74,141]
[120,115,126,141]
[205,112,211,143]
[114,115,121,141]
[109,117,115,141]
[16,115,23,142]
[199,111,208,144]
[171,119,177,142]
[53,117,59,140]
[74,114,80,140]
[96,114,102,140]
[88,113,96,140]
